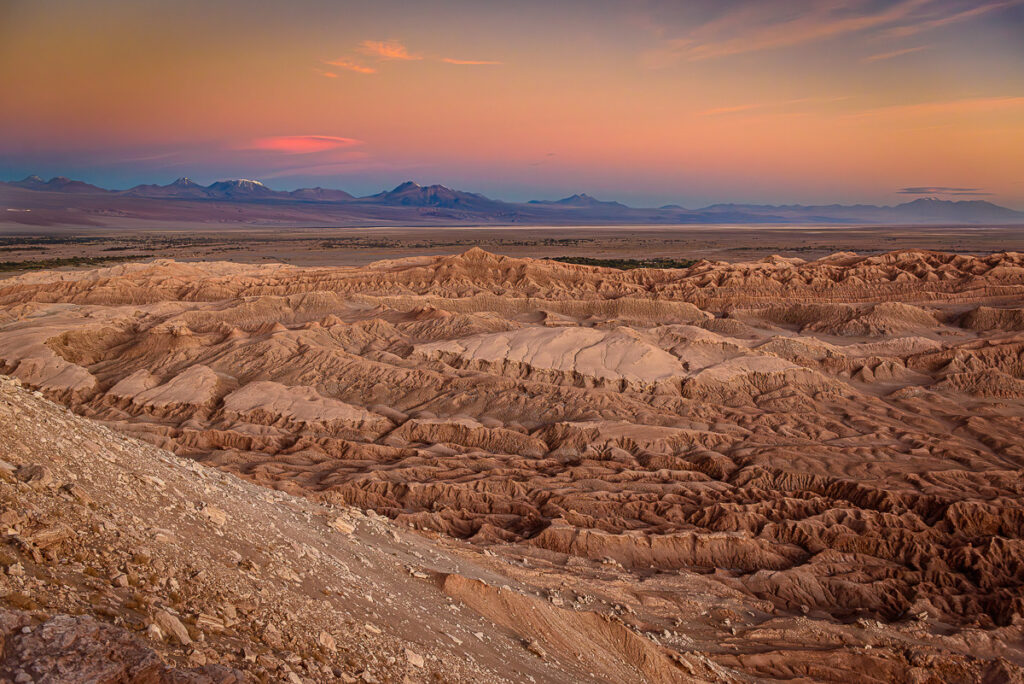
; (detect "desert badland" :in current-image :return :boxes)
[2,247,1024,682]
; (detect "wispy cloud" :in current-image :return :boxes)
[441,57,503,66]
[644,0,932,64]
[259,155,422,180]
[700,95,848,116]
[113,151,182,164]
[324,40,501,75]
[862,45,929,62]
[358,40,421,61]
[853,95,1024,118]
[324,58,376,74]
[643,0,1019,65]
[700,104,761,116]
[247,136,362,154]
[883,0,1022,38]
[898,186,993,196]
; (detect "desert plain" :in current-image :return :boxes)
[5,223,1024,271]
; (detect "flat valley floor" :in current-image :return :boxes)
[3,222,1024,272]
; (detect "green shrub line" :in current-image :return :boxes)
[0,256,138,272]
[547,256,697,270]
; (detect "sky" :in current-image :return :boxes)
[1,0,1023,208]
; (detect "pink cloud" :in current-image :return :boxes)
[359,40,421,61]
[441,57,503,65]
[324,58,376,74]
[247,135,363,154]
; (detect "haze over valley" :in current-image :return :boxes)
[3,175,1023,228]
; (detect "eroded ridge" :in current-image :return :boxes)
[3,247,1024,681]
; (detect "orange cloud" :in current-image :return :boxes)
[247,135,362,154]
[324,58,376,74]
[359,40,421,61]
[441,57,503,65]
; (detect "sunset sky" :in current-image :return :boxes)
[1,0,1022,207]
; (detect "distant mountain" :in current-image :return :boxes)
[8,175,46,189]
[699,198,1024,224]
[204,179,276,200]
[124,177,211,198]
[121,178,356,203]
[8,175,107,194]
[3,175,1023,226]
[288,187,354,202]
[361,181,503,211]
[530,193,629,209]
[892,197,1024,223]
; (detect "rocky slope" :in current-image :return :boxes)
[3,248,1024,681]
[0,375,715,683]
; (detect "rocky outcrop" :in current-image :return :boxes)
[0,609,245,683]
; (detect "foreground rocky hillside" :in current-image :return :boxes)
[3,248,1024,681]
[0,374,712,683]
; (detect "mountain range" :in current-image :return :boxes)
[3,175,1023,227]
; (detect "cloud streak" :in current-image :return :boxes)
[883,0,1023,38]
[324,40,501,75]
[898,186,993,196]
[862,45,929,62]
[853,95,1024,118]
[324,58,376,74]
[247,136,362,154]
[700,95,848,116]
[644,0,932,64]
[441,57,503,65]
[700,103,761,116]
[643,0,1019,64]
[259,155,423,180]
